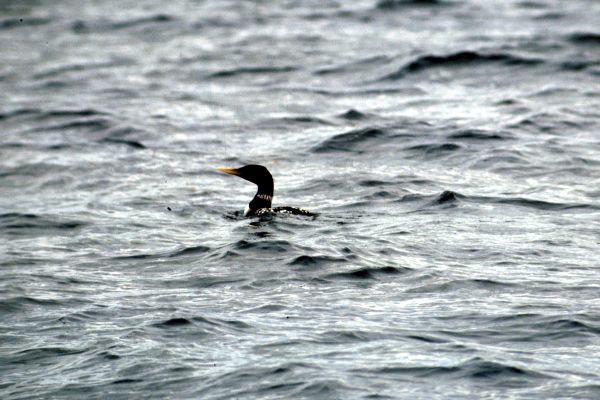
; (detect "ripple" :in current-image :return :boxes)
[376,0,452,9]
[447,129,511,141]
[100,137,146,149]
[325,266,411,281]
[71,14,174,33]
[288,254,347,266]
[0,213,86,236]
[380,51,542,80]
[210,66,297,78]
[0,17,51,30]
[33,59,132,80]
[427,190,464,205]
[364,357,549,383]
[337,109,371,120]
[405,143,461,157]
[312,127,386,153]
[567,32,600,46]
[37,118,113,133]
[408,278,516,293]
[153,317,192,327]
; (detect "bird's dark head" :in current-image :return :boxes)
[217,164,273,188]
[219,164,273,196]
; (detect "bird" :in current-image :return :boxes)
[217,164,315,217]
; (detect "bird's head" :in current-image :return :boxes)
[217,164,273,188]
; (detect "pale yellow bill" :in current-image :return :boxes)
[217,167,240,176]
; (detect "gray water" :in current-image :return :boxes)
[2,0,600,398]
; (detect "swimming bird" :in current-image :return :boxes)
[217,164,315,217]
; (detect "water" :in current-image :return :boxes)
[2,0,600,398]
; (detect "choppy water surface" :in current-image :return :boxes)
[2,0,600,398]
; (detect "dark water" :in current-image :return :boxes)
[2,0,600,398]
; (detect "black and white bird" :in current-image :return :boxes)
[217,165,315,217]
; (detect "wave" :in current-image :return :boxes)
[396,190,599,213]
[0,108,40,121]
[33,59,132,80]
[0,295,63,313]
[210,66,297,78]
[112,244,212,261]
[336,109,371,120]
[0,212,86,234]
[491,197,600,211]
[405,143,461,156]
[0,17,51,30]
[361,356,548,383]
[37,118,112,133]
[153,315,251,332]
[380,51,542,80]
[100,137,146,149]
[427,190,464,205]
[408,278,515,294]
[376,0,452,9]
[288,254,347,266]
[567,32,600,46]
[325,266,412,281]
[312,127,386,153]
[447,128,511,141]
[71,14,174,33]
[314,55,390,75]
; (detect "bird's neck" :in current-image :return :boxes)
[248,184,273,212]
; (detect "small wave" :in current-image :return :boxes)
[41,109,104,119]
[447,129,510,141]
[153,317,192,327]
[0,108,40,121]
[109,14,173,30]
[293,380,351,398]
[169,245,211,258]
[408,278,515,293]
[428,190,464,205]
[234,239,294,253]
[314,55,390,75]
[112,244,212,261]
[337,109,371,120]
[529,317,600,337]
[380,51,542,80]
[11,347,86,363]
[405,143,461,156]
[167,276,245,289]
[492,197,600,211]
[260,115,334,128]
[325,266,411,281]
[210,66,297,78]
[366,357,547,382]
[72,14,174,33]
[0,213,86,234]
[370,365,461,377]
[461,358,548,381]
[376,0,452,9]
[100,137,146,149]
[288,254,347,266]
[312,127,386,153]
[0,17,50,30]
[357,179,396,187]
[112,378,143,385]
[37,118,112,133]
[567,32,600,46]
[0,163,67,179]
[1,295,63,313]
[33,59,132,80]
